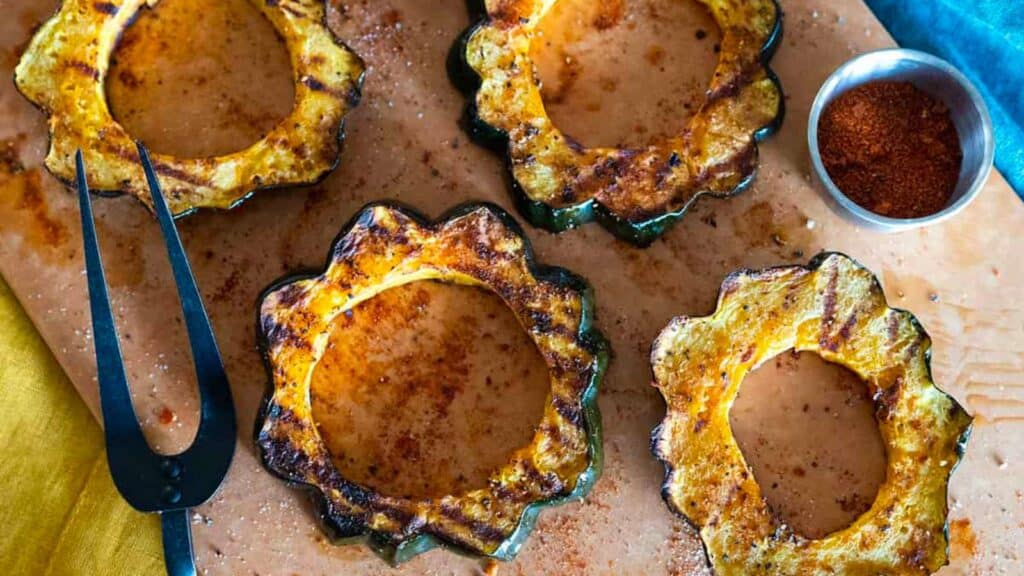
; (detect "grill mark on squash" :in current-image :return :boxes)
[151,160,213,187]
[92,1,118,15]
[538,422,571,453]
[270,0,306,19]
[66,60,100,80]
[874,376,904,421]
[819,266,840,346]
[822,306,863,352]
[439,504,509,543]
[551,395,583,428]
[887,312,901,342]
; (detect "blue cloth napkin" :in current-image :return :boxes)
[865,0,1024,199]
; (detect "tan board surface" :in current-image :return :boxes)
[0,0,1021,573]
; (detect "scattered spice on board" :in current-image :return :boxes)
[818,81,962,219]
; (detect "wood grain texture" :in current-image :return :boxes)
[0,0,1020,573]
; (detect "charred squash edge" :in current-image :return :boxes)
[253,201,608,565]
[13,0,365,218]
[650,252,972,575]
[450,0,784,247]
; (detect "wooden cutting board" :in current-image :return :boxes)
[1,0,1021,573]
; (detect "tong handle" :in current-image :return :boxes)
[161,509,197,576]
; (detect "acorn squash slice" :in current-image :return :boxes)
[255,202,607,564]
[14,0,364,216]
[454,0,783,246]
[651,253,972,575]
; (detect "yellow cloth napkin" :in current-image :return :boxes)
[0,278,163,575]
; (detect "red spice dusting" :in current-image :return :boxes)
[818,81,962,219]
[380,8,402,27]
[0,140,24,173]
[158,406,177,426]
[592,0,625,30]
[948,518,978,558]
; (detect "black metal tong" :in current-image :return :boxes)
[76,144,236,576]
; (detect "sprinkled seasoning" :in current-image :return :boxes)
[818,81,962,219]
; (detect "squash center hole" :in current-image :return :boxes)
[730,350,886,539]
[106,0,294,158]
[310,281,550,501]
[530,0,721,149]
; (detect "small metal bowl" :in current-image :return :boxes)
[808,49,994,232]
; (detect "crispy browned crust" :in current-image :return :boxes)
[14,0,364,216]
[458,0,783,245]
[651,252,972,575]
[255,202,607,563]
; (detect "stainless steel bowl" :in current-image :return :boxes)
[807,49,994,232]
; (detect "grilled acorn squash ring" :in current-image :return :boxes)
[255,202,608,564]
[455,0,783,246]
[14,0,364,216]
[651,253,972,575]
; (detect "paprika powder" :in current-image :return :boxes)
[818,81,962,219]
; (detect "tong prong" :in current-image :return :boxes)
[137,144,235,442]
[77,150,152,468]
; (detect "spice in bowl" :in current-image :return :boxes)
[817,81,962,219]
